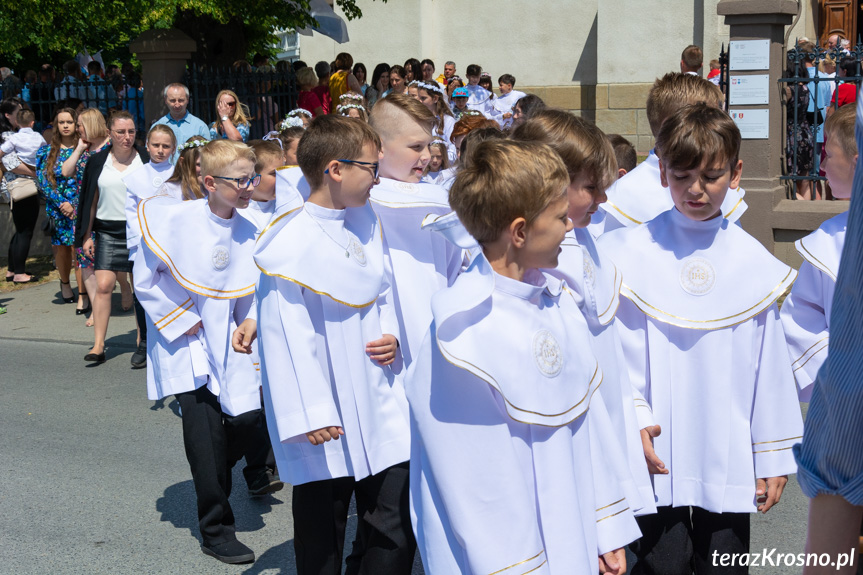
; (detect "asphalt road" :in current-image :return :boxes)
[0,283,811,574]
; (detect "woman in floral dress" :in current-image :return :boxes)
[58,108,111,323]
[35,107,80,306]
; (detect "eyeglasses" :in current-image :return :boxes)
[337,159,379,179]
[225,102,236,107]
[213,174,261,189]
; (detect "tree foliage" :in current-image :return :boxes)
[0,0,378,66]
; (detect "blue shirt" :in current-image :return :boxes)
[806,66,833,143]
[794,89,863,505]
[153,111,210,162]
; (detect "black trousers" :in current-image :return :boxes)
[292,462,415,575]
[175,386,275,546]
[630,506,750,575]
[134,293,147,342]
[8,194,39,274]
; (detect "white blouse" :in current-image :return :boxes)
[97,152,143,221]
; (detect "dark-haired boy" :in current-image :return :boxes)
[598,104,803,574]
[251,115,415,574]
[491,73,526,129]
[592,73,748,237]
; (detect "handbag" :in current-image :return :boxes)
[41,215,56,237]
[7,177,38,205]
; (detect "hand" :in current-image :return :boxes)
[502,112,513,119]
[59,202,75,219]
[83,236,95,259]
[231,318,257,354]
[366,334,398,366]
[185,320,203,336]
[756,476,787,514]
[75,138,89,152]
[306,426,344,445]
[640,425,669,475]
[217,98,233,120]
[599,548,627,575]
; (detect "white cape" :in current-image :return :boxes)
[780,210,848,400]
[407,254,640,574]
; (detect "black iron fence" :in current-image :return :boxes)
[184,64,299,140]
[11,77,145,133]
[717,42,863,199]
[780,42,863,199]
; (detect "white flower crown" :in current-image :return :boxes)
[178,139,208,152]
[337,103,367,116]
[278,116,307,131]
[416,80,445,97]
[287,108,312,118]
[339,92,364,105]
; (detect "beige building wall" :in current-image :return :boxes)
[296,0,779,153]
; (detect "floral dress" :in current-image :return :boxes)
[209,122,250,142]
[786,82,814,176]
[73,142,111,267]
[35,144,78,246]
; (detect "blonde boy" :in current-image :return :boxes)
[408,139,640,574]
[241,139,283,234]
[134,140,272,565]
[251,116,415,574]
[368,93,463,367]
[598,104,803,574]
[592,73,748,236]
[780,103,856,401]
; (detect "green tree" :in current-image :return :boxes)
[0,0,377,67]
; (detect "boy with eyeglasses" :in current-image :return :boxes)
[239,115,416,574]
[134,140,279,565]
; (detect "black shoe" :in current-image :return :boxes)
[60,280,75,303]
[76,304,92,316]
[130,342,147,369]
[248,470,284,497]
[84,351,106,363]
[201,539,255,564]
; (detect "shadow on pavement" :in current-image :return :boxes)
[242,538,295,575]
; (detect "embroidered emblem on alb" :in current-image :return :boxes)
[583,252,596,288]
[212,246,230,271]
[533,330,563,377]
[152,176,164,189]
[347,237,367,266]
[395,181,417,193]
[679,257,716,296]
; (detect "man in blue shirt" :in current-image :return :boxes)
[153,83,210,162]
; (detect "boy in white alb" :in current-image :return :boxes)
[250,116,415,574]
[781,103,855,401]
[598,104,803,574]
[408,139,640,575]
[491,73,526,130]
[368,94,463,366]
[512,110,656,516]
[134,140,279,565]
[591,73,748,237]
[239,139,282,235]
[463,64,494,116]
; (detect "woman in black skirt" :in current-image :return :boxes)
[75,111,148,363]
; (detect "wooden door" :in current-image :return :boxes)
[821,0,856,47]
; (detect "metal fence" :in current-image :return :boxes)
[11,77,145,133]
[780,43,862,199]
[184,64,299,140]
[717,42,862,199]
